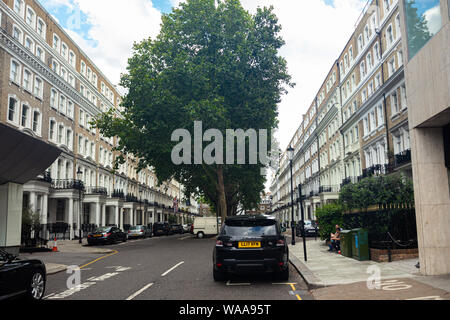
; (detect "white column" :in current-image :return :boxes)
[0,183,23,252]
[68,198,74,240]
[130,208,134,226]
[114,206,119,227]
[95,202,101,226]
[120,208,124,230]
[101,204,106,226]
[42,194,48,225]
[29,192,36,212]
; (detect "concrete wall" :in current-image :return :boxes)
[0,183,23,254]
[399,0,450,275]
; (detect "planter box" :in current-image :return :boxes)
[370,248,418,262]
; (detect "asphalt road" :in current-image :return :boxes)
[43,233,313,301]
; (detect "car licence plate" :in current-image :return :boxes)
[94,234,102,237]
[238,241,261,248]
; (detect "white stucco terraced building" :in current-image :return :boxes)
[0,0,199,249]
[270,0,412,224]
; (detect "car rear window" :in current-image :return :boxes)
[95,227,111,232]
[222,219,278,237]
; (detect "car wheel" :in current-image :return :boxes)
[28,271,45,300]
[123,236,127,242]
[277,266,289,281]
[197,232,204,239]
[213,268,226,282]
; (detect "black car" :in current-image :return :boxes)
[153,222,170,236]
[295,220,319,237]
[213,215,289,281]
[87,226,127,245]
[0,248,46,300]
[169,224,184,235]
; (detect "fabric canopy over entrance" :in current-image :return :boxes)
[0,123,61,185]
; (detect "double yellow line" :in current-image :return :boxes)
[79,250,119,269]
[288,283,302,301]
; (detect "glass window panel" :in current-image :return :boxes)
[405,0,442,59]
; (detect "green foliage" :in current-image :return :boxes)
[95,0,293,219]
[22,207,41,230]
[339,174,414,212]
[168,215,178,224]
[315,204,343,241]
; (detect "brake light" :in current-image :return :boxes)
[276,239,285,246]
[216,263,223,268]
[105,233,111,237]
[128,230,131,233]
[216,240,223,247]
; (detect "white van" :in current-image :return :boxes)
[193,217,219,238]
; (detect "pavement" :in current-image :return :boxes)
[288,237,450,300]
[19,239,115,276]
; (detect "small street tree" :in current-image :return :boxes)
[95,0,293,222]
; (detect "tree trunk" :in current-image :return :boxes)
[216,165,227,223]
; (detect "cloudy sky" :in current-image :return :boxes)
[44,0,367,190]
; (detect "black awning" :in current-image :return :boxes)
[0,123,61,185]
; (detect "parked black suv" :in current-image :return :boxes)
[153,222,170,236]
[213,215,289,281]
[0,248,47,300]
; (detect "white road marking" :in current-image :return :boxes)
[226,280,251,286]
[161,261,185,277]
[126,283,154,300]
[178,236,192,240]
[43,293,55,300]
[407,296,445,300]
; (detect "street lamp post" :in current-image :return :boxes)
[298,184,307,262]
[139,187,143,225]
[287,145,295,246]
[77,168,83,244]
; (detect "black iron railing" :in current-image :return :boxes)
[112,189,125,199]
[37,171,52,183]
[51,179,84,191]
[394,149,411,168]
[126,194,138,203]
[319,185,340,193]
[85,187,108,195]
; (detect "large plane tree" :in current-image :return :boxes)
[95,0,292,221]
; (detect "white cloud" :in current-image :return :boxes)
[56,0,162,85]
[424,5,442,36]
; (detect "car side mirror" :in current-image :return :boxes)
[6,253,16,263]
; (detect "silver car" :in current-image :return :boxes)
[128,225,152,239]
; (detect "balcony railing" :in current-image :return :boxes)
[85,187,108,196]
[51,179,84,191]
[394,149,411,168]
[37,171,52,183]
[319,185,340,193]
[112,189,125,199]
[125,194,139,203]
